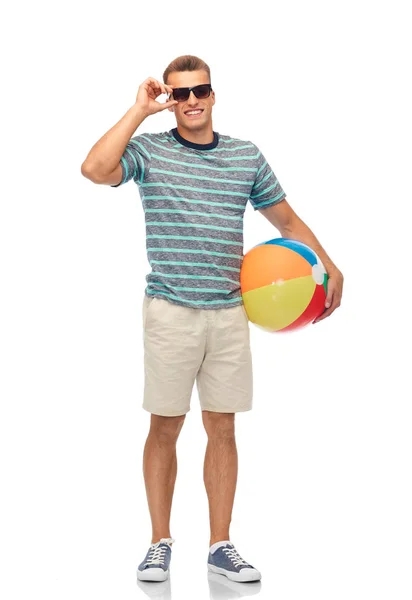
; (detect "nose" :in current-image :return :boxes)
[187,90,199,105]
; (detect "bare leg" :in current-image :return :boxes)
[143,414,186,544]
[202,411,237,547]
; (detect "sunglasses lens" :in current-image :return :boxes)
[194,85,211,99]
[173,89,190,102]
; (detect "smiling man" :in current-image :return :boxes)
[81,54,343,584]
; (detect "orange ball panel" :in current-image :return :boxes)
[240,244,312,294]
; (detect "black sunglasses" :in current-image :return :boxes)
[169,83,212,102]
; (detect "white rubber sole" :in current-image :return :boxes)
[207,563,261,582]
[137,567,169,582]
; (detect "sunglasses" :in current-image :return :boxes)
[169,83,212,102]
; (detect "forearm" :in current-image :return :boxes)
[283,217,340,276]
[81,104,148,177]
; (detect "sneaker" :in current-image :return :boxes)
[207,541,261,582]
[137,537,174,582]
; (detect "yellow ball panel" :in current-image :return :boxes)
[242,276,316,331]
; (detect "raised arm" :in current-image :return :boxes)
[81,78,177,185]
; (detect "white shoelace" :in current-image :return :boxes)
[223,546,250,568]
[145,539,174,566]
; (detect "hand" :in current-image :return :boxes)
[313,269,343,324]
[135,77,178,116]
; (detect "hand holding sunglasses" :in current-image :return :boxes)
[135,77,179,116]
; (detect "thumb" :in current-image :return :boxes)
[162,99,178,110]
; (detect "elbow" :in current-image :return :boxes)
[81,161,100,183]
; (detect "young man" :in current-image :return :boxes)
[81,55,343,583]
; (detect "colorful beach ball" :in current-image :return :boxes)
[240,238,328,332]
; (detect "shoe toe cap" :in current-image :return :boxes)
[237,567,261,581]
[137,567,168,581]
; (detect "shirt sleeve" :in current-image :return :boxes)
[110,134,152,187]
[249,143,286,210]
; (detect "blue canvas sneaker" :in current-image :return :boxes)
[207,540,261,582]
[137,537,175,582]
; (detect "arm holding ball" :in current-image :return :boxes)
[258,198,344,324]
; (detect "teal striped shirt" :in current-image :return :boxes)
[111,127,286,309]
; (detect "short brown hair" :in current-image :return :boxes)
[163,55,211,85]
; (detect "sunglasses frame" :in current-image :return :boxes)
[169,83,213,102]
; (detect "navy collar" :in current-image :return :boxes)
[171,127,219,150]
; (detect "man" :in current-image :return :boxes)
[81,54,343,584]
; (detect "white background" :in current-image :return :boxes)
[1,1,411,599]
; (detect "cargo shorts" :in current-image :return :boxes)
[142,294,253,416]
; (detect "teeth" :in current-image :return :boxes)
[186,110,202,115]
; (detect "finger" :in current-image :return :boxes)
[324,285,335,309]
[313,309,332,324]
[156,81,172,97]
[314,302,335,323]
[146,80,160,95]
[147,77,160,89]
[149,79,162,94]
[159,98,178,111]
[325,293,333,309]
[158,81,168,94]
[313,301,339,324]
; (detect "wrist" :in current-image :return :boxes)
[132,102,149,120]
[327,266,342,278]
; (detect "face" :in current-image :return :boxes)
[166,70,215,131]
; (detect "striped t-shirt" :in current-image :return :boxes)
[111,127,286,309]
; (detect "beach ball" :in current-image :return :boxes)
[240,238,328,332]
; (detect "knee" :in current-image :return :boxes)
[149,414,186,444]
[202,411,235,440]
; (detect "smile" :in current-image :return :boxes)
[184,109,204,117]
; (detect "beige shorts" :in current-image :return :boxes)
[142,295,253,416]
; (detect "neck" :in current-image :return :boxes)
[176,123,214,145]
